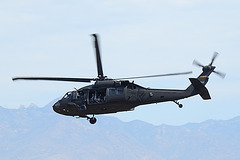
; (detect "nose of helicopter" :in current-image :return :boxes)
[53,101,61,113]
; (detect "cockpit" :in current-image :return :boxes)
[62,91,80,100]
[63,92,71,99]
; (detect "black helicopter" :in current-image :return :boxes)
[13,34,225,124]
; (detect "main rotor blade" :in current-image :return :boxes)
[12,77,95,82]
[210,52,219,66]
[113,71,192,80]
[92,34,104,79]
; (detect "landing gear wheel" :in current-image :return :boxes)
[179,104,183,108]
[89,117,97,124]
[173,100,183,108]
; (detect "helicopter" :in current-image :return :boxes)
[12,34,225,124]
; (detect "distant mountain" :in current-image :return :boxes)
[0,103,240,160]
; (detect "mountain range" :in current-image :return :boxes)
[0,101,240,160]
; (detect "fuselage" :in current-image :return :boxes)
[53,80,192,117]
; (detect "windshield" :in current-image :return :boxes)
[63,92,72,99]
[62,91,79,100]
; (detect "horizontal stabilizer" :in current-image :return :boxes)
[189,78,211,100]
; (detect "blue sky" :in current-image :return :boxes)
[0,0,239,125]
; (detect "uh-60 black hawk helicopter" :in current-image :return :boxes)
[13,34,225,124]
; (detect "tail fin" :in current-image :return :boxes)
[186,52,225,100]
[189,78,211,100]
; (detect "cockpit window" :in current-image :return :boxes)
[72,91,78,100]
[63,92,71,99]
[63,91,80,100]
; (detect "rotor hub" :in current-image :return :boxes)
[202,66,215,72]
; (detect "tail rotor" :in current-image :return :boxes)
[193,52,226,78]
[209,51,219,66]
[213,70,226,79]
[193,59,204,68]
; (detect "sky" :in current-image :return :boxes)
[0,0,239,125]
